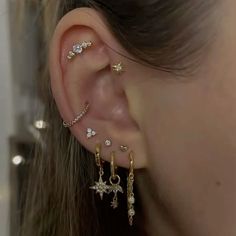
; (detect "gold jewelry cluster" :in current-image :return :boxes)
[90,144,135,226]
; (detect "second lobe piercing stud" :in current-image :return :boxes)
[120,145,129,152]
[105,139,112,147]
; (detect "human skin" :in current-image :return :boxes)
[50,1,236,235]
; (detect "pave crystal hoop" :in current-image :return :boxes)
[62,102,90,128]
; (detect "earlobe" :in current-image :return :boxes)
[49,8,147,169]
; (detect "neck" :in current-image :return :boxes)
[136,170,181,236]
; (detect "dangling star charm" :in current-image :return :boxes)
[90,175,110,200]
[108,184,124,209]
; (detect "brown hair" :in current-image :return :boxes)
[20,0,217,235]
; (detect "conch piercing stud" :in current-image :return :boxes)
[67,41,92,60]
[63,102,90,128]
[112,62,124,74]
[87,128,97,139]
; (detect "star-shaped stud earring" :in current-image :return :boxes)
[90,175,110,200]
[112,62,124,75]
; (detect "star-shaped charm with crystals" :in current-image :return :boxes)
[108,184,124,209]
[112,62,124,74]
[90,175,110,200]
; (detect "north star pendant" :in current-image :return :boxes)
[90,175,109,200]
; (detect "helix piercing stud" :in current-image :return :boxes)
[67,41,92,60]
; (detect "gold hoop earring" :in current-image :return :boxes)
[90,144,109,200]
[108,151,123,209]
[127,151,135,226]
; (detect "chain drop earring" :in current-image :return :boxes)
[127,151,135,226]
[90,144,109,200]
[108,151,124,209]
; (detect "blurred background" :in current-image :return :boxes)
[0,1,44,235]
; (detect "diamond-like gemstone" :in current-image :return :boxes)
[105,139,112,147]
[73,44,83,54]
[81,42,87,48]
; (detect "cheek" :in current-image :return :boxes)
[141,77,236,234]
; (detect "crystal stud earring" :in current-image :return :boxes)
[105,139,112,147]
[87,128,97,139]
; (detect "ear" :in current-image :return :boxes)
[49,8,147,169]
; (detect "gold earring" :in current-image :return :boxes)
[108,151,124,209]
[127,151,135,226]
[90,144,109,200]
[120,145,129,152]
[112,62,124,74]
[63,102,90,128]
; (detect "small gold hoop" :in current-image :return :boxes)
[109,175,121,185]
[110,151,116,179]
[129,151,134,175]
[95,144,102,167]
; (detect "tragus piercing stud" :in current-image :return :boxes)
[87,128,97,139]
[112,62,124,74]
[67,41,92,60]
[63,102,90,128]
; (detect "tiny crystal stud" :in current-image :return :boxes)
[87,128,97,139]
[67,41,92,60]
[105,139,112,147]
